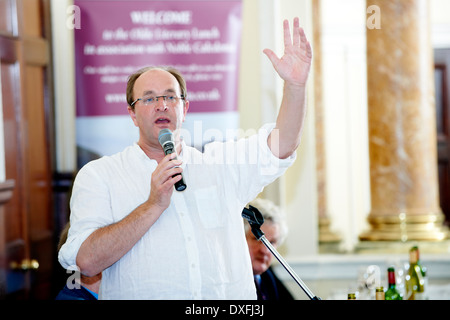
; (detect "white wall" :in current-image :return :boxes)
[431,0,450,48]
[278,0,318,257]
[51,0,77,172]
[321,0,370,252]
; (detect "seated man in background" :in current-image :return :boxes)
[245,198,295,300]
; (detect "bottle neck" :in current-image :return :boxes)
[409,248,419,265]
[388,271,396,287]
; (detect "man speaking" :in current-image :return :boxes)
[58,17,312,299]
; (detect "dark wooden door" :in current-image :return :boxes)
[0,0,54,299]
[435,48,450,226]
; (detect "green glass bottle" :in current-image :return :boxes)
[385,267,402,300]
[405,246,427,300]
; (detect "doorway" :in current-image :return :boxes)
[0,0,55,299]
[435,48,450,226]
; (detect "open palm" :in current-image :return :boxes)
[263,18,312,87]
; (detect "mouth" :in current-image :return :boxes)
[256,255,270,265]
[154,117,171,125]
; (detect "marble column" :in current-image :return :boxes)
[359,0,448,241]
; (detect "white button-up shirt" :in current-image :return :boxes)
[58,124,296,299]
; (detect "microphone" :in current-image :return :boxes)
[242,205,265,240]
[158,129,187,191]
[241,205,322,300]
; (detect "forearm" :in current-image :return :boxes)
[268,82,307,159]
[76,201,163,277]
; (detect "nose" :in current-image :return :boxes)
[258,242,270,255]
[155,97,168,111]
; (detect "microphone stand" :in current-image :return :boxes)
[242,206,321,301]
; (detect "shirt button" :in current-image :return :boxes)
[191,263,195,269]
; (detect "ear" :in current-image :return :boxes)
[127,106,138,127]
[182,100,189,122]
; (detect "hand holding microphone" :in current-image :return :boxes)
[158,129,187,192]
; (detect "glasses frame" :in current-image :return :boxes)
[130,95,185,107]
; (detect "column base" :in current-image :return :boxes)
[319,217,341,243]
[359,213,449,242]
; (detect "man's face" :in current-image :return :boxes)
[128,69,189,146]
[246,222,280,275]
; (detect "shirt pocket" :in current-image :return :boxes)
[195,186,224,229]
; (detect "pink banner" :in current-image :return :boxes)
[74,0,242,117]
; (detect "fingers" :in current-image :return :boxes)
[283,19,292,48]
[263,48,279,68]
[299,27,308,52]
[152,154,183,189]
[148,154,183,210]
[305,38,313,59]
[276,17,309,54]
[158,154,183,183]
[292,17,300,47]
[148,153,183,209]
[262,17,312,84]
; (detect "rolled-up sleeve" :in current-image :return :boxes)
[203,123,297,207]
[255,123,297,175]
[58,162,113,270]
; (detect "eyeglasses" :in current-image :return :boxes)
[130,95,185,107]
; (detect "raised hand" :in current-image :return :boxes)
[263,17,312,87]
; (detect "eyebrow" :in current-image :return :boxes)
[142,88,177,96]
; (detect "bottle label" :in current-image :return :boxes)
[414,265,425,292]
[376,291,385,300]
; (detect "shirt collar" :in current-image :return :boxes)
[178,140,188,170]
[132,140,188,169]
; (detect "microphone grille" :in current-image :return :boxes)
[158,128,173,146]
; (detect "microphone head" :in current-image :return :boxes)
[158,128,173,147]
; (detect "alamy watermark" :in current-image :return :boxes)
[367,5,381,30]
[66,5,81,30]
[65,266,82,290]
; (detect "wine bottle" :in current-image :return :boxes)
[375,287,385,300]
[385,267,402,300]
[405,246,427,300]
